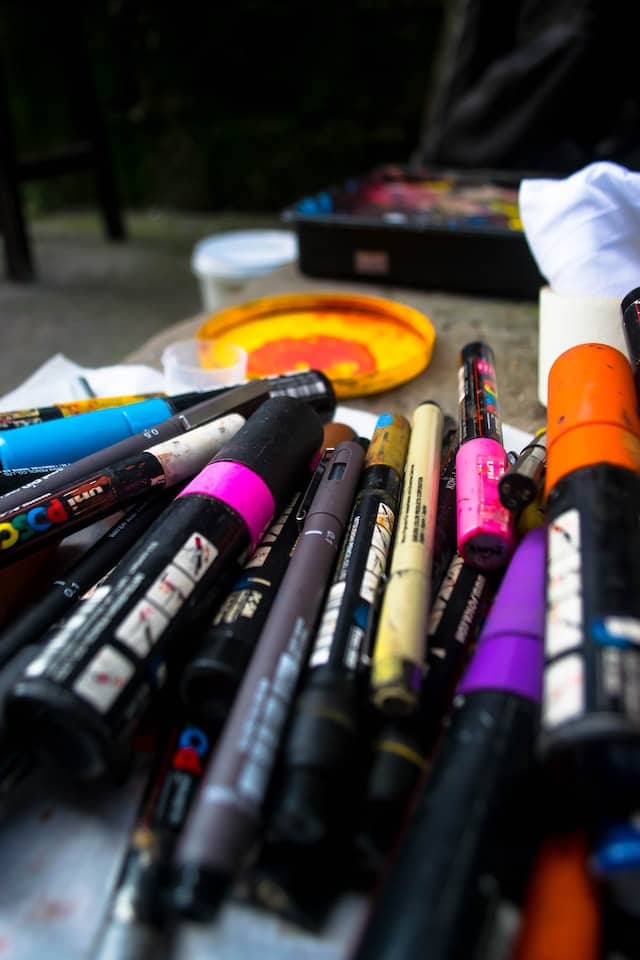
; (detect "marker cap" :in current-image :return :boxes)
[546,342,640,493]
[458,528,545,702]
[210,396,324,509]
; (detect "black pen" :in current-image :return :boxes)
[93,714,215,960]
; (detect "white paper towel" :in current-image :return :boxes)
[519,162,640,405]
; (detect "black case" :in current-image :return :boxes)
[283,164,545,301]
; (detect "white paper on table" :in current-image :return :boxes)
[0,353,165,409]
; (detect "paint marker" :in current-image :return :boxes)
[429,415,459,600]
[0,413,245,567]
[621,286,640,404]
[5,397,323,782]
[264,414,409,854]
[498,429,547,513]
[370,401,443,715]
[512,834,601,960]
[0,393,163,430]
[0,370,334,517]
[354,553,495,880]
[0,492,173,670]
[541,342,640,824]
[93,715,214,960]
[171,439,365,921]
[456,341,515,570]
[178,421,356,727]
[353,528,546,960]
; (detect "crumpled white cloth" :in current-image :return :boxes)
[519,161,640,298]
[0,353,165,410]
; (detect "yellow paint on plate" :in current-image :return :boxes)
[197,293,435,398]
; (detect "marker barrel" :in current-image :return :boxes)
[353,529,546,960]
[265,414,410,850]
[455,341,514,570]
[171,440,365,921]
[621,286,640,404]
[371,402,443,715]
[542,342,640,823]
[5,398,323,782]
[178,486,305,726]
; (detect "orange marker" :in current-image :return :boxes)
[541,343,640,824]
[512,833,601,960]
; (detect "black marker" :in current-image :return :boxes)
[0,492,173,671]
[353,529,546,960]
[429,414,459,600]
[93,715,215,960]
[499,429,547,513]
[6,397,323,782]
[265,414,410,853]
[353,553,495,880]
[621,286,640,404]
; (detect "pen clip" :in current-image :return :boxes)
[296,448,333,526]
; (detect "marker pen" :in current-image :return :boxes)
[370,401,443,715]
[0,492,173,670]
[0,413,245,567]
[265,413,410,853]
[621,286,640,403]
[353,528,546,960]
[592,816,640,958]
[512,834,601,960]
[0,392,162,430]
[0,369,334,516]
[541,342,640,823]
[498,429,547,513]
[179,421,357,727]
[354,553,495,880]
[6,397,323,782]
[429,415,459,600]
[171,439,365,921]
[93,715,215,960]
[455,341,515,570]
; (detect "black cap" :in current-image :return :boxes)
[211,396,323,511]
[621,287,640,314]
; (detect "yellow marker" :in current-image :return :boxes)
[371,401,443,715]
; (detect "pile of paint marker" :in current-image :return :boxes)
[0,290,639,960]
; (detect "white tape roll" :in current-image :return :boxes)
[537,286,626,406]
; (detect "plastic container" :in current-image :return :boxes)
[161,339,247,394]
[191,230,298,311]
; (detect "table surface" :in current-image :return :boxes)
[0,267,545,959]
[127,262,545,434]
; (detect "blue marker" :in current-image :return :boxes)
[0,391,232,470]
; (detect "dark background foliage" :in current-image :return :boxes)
[0,0,446,214]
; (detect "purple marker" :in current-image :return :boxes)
[353,528,546,960]
[6,397,323,783]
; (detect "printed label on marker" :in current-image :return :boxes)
[73,644,135,713]
[173,532,218,581]
[26,585,112,678]
[360,503,394,603]
[543,653,584,728]
[546,509,583,658]
[428,554,464,636]
[115,598,170,657]
[245,545,271,569]
[146,563,196,617]
[213,587,263,625]
[310,582,345,667]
